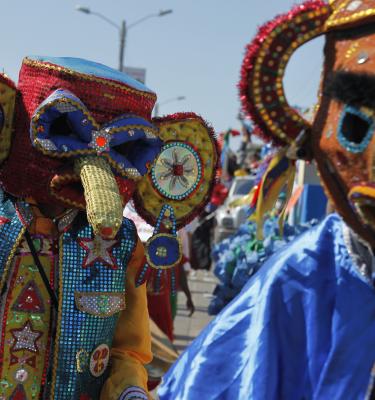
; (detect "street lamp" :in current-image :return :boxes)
[154,96,186,117]
[76,6,173,71]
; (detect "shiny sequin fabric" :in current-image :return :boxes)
[51,218,136,399]
[0,199,138,399]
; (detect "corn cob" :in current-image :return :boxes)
[74,156,123,239]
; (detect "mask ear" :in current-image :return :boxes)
[133,112,219,229]
[0,74,17,164]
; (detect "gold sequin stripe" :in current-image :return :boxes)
[50,236,64,400]
[0,226,26,296]
[74,156,123,239]
[326,0,375,29]
[251,7,330,144]
[23,58,157,100]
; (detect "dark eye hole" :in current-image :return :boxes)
[50,114,75,137]
[341,110,371,144]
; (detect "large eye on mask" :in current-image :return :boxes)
[338,106,374,153]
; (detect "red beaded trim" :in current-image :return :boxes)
[239,0,331,146]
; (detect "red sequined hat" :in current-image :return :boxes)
[0,56,157,204]
[0,56,218,232]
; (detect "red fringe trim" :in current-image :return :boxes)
[238,0,328,146]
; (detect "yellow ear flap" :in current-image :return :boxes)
[0,74,17,164]
[133,113,218,229]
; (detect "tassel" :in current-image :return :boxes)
[251,148,296,240]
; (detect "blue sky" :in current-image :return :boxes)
[1,0,325,135]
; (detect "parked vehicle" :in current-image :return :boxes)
[213,176,254,243]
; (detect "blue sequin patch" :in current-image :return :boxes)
[337,106,374,153]
[147,234,180,268]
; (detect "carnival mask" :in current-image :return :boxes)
[239,0,375,247]
[0,56,218,240]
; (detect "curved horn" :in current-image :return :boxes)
[239,0,332,146]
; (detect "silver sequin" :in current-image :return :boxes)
[357,51,369,64]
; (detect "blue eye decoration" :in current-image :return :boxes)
[337,105,374,153]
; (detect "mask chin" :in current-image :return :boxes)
[349,184,375,231]
[49,172,137,211]
[50,172,86,209]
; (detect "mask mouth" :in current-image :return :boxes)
[50,170,136,211]
[50,171,85,209]
[349,184,375,228]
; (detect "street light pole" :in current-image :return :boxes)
[119,20,126,71]
[76,6,173,72]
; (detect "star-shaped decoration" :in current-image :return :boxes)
[78,236,118,270]
[88,129,111,154]
[10,320,42,353]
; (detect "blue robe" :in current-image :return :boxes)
[158,214,375,399]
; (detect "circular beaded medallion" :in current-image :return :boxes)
[151,142,202,200]
[89,343,110,377]
[145,233,182,270]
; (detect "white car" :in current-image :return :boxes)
[213,176,254,243]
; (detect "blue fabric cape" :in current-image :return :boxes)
[158,214,375,399]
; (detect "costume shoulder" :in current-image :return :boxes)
[158,214,343,400]
[259,212,341,290]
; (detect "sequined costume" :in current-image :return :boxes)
[0,199,151,400]
[0,56,218,399]
[159,0,375,398]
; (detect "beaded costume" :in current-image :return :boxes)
[158,0,375,399]
[0,56,218,399]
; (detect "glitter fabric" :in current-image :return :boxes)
[0,219,55,399]
[0,199,138,399]
[0,198,26,291]
[51,218,137,399]
[75,292,125,317]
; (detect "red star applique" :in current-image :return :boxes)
[78,236,118,270]
[12,280,45,314]
[10,320,42,353]
[0,216,10,225]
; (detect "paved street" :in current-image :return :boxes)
[173,269,217,352]
[151,270,217,399]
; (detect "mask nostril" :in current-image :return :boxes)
[50,114,75,137]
